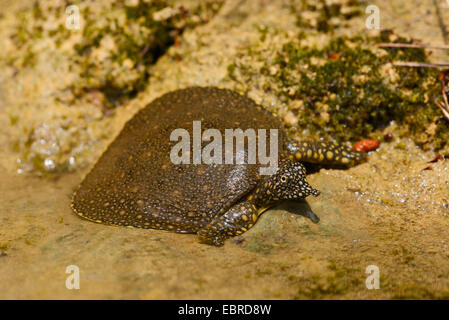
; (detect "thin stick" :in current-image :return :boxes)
[377,43,449,50]
[393,62,449,68]
[441,85,449,111]
[435,100,449,120]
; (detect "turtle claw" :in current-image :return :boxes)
[198,233,225,247]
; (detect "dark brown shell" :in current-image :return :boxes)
[71,87,286,232]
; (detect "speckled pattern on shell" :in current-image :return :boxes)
[71,87,287,233]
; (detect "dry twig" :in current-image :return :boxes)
[435,100,449,120]
[377,43,449,50]
[393,62,449,68]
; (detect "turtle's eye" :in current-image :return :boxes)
[280,175,288,183]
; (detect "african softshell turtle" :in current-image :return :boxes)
[72,87,365,246]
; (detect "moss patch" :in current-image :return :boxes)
[228,29,448,151]
[292,261,362,299]
[292,0,363,33]
[10,0,223,110]
[3,0,223,174]
[392,284,449,299]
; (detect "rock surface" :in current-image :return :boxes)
[1,0,449,299]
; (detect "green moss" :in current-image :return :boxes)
[5,0,224,175]
[390,246,415,264]
[392,284,449,299]
[293,261,362,299]
[9,114,19,126]
[292,0,363,33]
[71,0,223,109]
[21,49,36,67]
[395,143,407,150]
[9,0,224,110]
[255,268,274,276]
[0,243,7,252]
[245,236,274,255]
[228,30,448,151]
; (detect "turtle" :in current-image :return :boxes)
[71,87,365,246]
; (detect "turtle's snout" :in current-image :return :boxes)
[288,178,320,200]
[311,187,320,197]
[300,180,320,198]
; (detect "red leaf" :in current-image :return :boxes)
[353,139,380,152]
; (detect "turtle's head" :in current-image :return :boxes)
[256,159,320,204]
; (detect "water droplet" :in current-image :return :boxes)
[44,158,55,170]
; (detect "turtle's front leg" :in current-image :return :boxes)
[286,140,366,166]
[198,200,259,246]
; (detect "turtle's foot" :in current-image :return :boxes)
[198,232,226,247]
[197,201,259,246]
[287,141,366,166]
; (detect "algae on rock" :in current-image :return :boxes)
[1,0,223,174]
[228,28,448,152]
